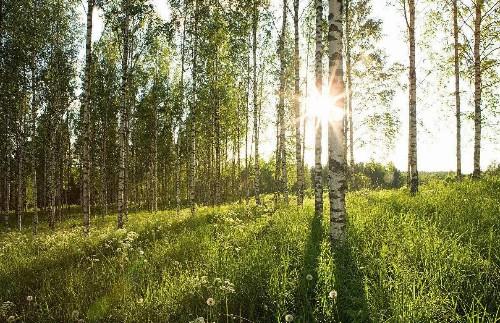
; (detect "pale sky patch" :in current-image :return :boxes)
[150,0,171,22]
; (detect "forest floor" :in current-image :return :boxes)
[1,177,499,322]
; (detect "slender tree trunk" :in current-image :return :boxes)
[472,0,482,178]
[4,155,9,228]
[82,0,93,234]
[408,0,418,194]
[66,119,71,216]
[453,0,461,179]
[274,108,281,207]
[237,95,242,203]
[30,1,39,234]
[215,56,221,205]
[293,0,304,206]
[48,130,55,230]
[152,100,158,213]
[252,2,261,205]
[278,0,289,205]
[175,135,181,214]
[0,0,9,229]
[16,107,23,231]
[328,0,347,242]
[118,0,129,228]
[189,0,198,215]
[245,40,251,204]
[345,0,354,167]
[314,0,323,218]
[176,10,186,215]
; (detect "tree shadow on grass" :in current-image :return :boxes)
[333,237,370,322]
[295,210,324,322]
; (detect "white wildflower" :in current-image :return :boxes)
[206,298,215,306]
[26,296,33,302]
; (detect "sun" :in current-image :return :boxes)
[303,88,345,128]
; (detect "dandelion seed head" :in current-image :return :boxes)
[329,290,338,300]
[285,314,294,322]
[206,298,215,306]
[306,274,313,281]
[26,296,33,302]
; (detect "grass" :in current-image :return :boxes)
[0,177,499,322]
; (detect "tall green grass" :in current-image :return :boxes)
[0,178,499,322]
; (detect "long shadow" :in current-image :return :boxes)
[333,235,370,322]
[294,209,323,322]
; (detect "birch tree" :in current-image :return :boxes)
[472,0,482,178]
[404,0,418,194]
[252,0,261,205]
[278,0,288,205]
[328,0,347,242]
[314,0,323,217]
[293,0,304,206]
[82,0,93,235]
[118,0,129,228]
[453,0,462,178]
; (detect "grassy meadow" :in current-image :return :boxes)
[1,177,499,322]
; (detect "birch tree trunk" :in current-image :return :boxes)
[328,0,347,242]
[345,0,354,167]
[215,55,221,205]
[16,106,23,231]
[278,0,288,205]
[236,94,242,202]
[314,0,323,218]
[293,0,304,206]
[102,108,108,216]
[252,1,261,205]
[274,108,281,207]
[453,0,461,179]
[152,94,158,213]
[48,128,55,230]
[408,0,418,194]
[4,153,9,229]
[82,0,93,235]
[472,0,482,178]
[245,38,251,204]
[0,0,8,229]
[31,60,38,234]
[176,10,186,215]
[189,0,198,215]
[118,0,129,228]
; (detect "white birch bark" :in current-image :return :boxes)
[473,0,482,178]
[82,0,93,234]
[328,0,347,242]
[314,0,323,218]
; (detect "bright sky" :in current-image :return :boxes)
[82,0,498,174]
